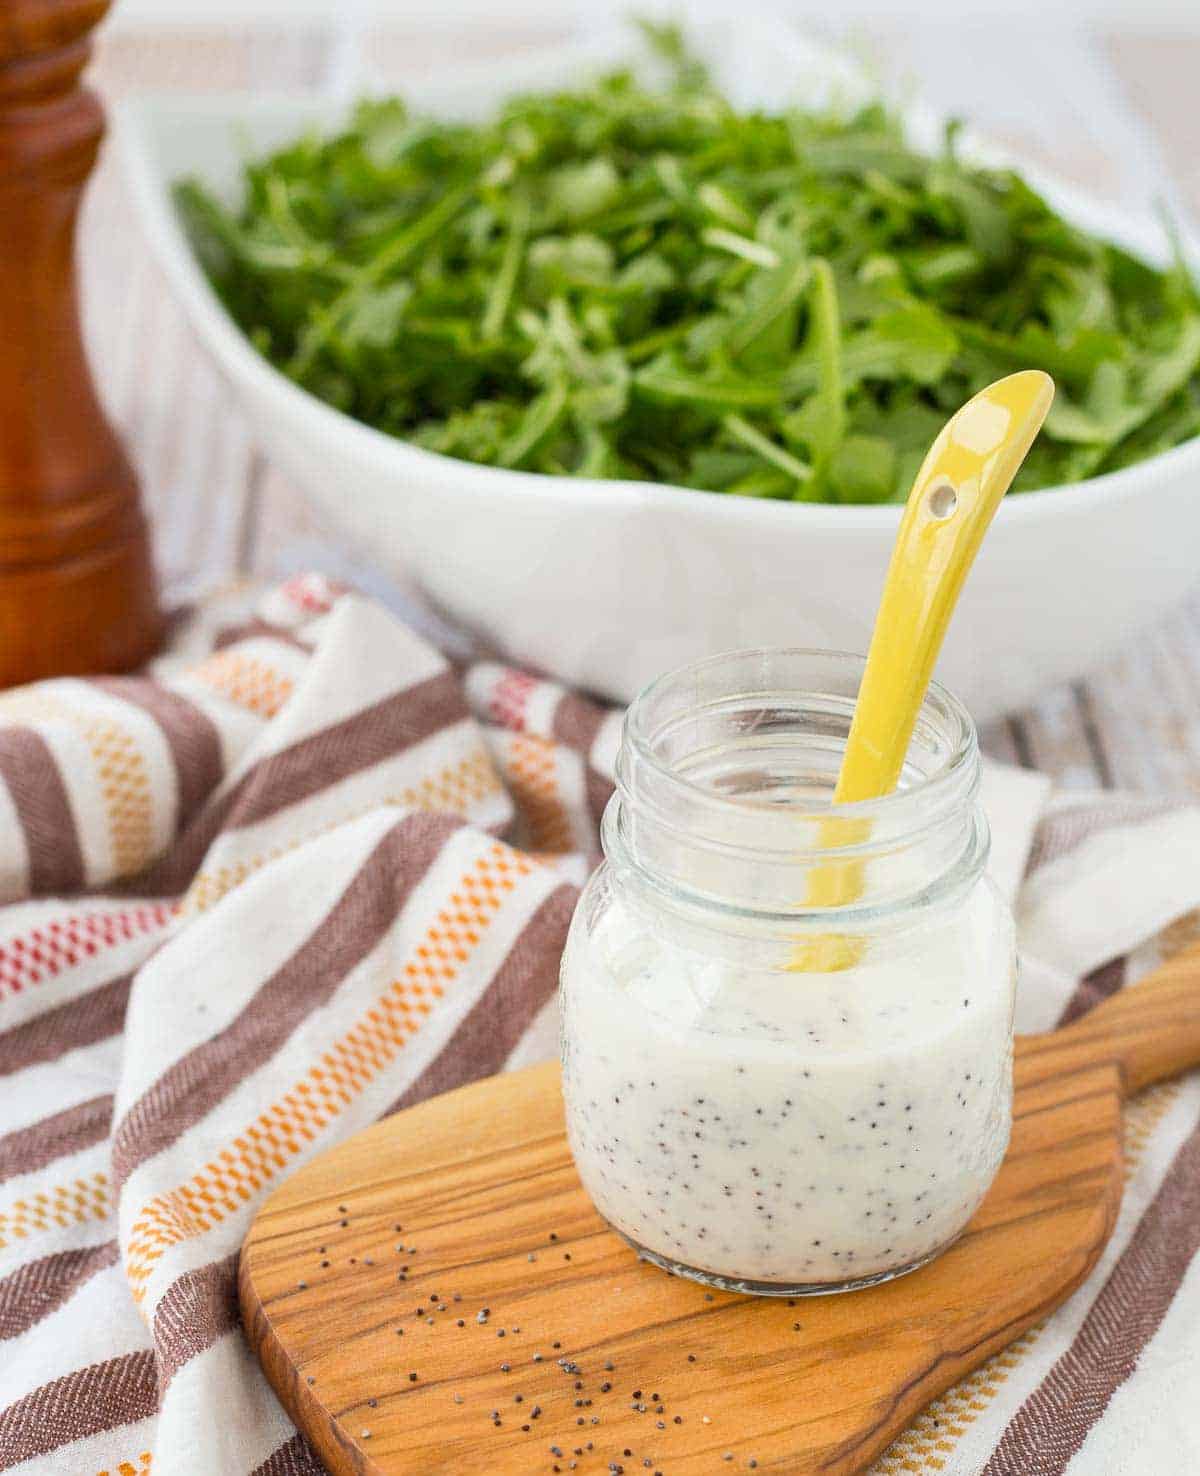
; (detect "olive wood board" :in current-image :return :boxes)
[240,943,1200,1476]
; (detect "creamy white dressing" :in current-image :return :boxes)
[561,882,1014,1290]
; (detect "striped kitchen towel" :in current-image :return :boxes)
[0,573,1196,1476]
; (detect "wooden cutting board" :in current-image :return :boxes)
[240,944,1200,1476]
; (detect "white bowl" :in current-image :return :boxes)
[116,17,1200,722]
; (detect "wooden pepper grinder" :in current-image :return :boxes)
[0,0,161,687]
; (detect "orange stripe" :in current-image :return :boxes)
[124,843,533,1303]
[180,749,501,918]
[0,690,154,876]
[96,1452,152,1476]
[503,733,574,854]
[0,1170,111,1250]
[190,649,295,719]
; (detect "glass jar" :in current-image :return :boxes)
[560,649,1015,1296]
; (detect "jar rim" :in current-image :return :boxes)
[621,646,978,846]
[608,647,987,930]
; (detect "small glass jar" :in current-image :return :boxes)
[560,649,1015,1296]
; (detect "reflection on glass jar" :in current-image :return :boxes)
[560,649,1015,1296]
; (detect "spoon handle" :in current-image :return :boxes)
[835,370,1054,804]
[792,372,1054,970]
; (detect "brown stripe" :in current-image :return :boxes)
[153,1254,239,1393]
[387,882,576,1116]
[212,618,313,654]
[0,1095,112,1187]
[0,1241,118,1342]
[0,973,132,1078]
[983,1108,1200,1475]
[1027,797,1178,876]
[112,810,462,1189]
[0,728,84,896]
[551,693,615,830]
[586,769,616,833]
[251,1434,327,1476]
[1057,954,1127,1028]
[229,669,468,830]
[92,676,224,830]
[144,667,466,893]
[551,690,607,757]
[0,1350,157,1470]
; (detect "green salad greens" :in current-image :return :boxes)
[176,23,1200,501]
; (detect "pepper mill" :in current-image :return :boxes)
[0,0,161,687]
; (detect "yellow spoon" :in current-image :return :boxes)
[793,369,1055,971]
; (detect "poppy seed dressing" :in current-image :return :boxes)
[561,881,1013,1289]
[558,650,1017,1294]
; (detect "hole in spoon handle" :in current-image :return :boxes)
[928,481,958,519]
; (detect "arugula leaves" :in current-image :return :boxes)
[175,24,1200,501]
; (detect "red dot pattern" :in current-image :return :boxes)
[0,902,175,999]
[487,669,538,732]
